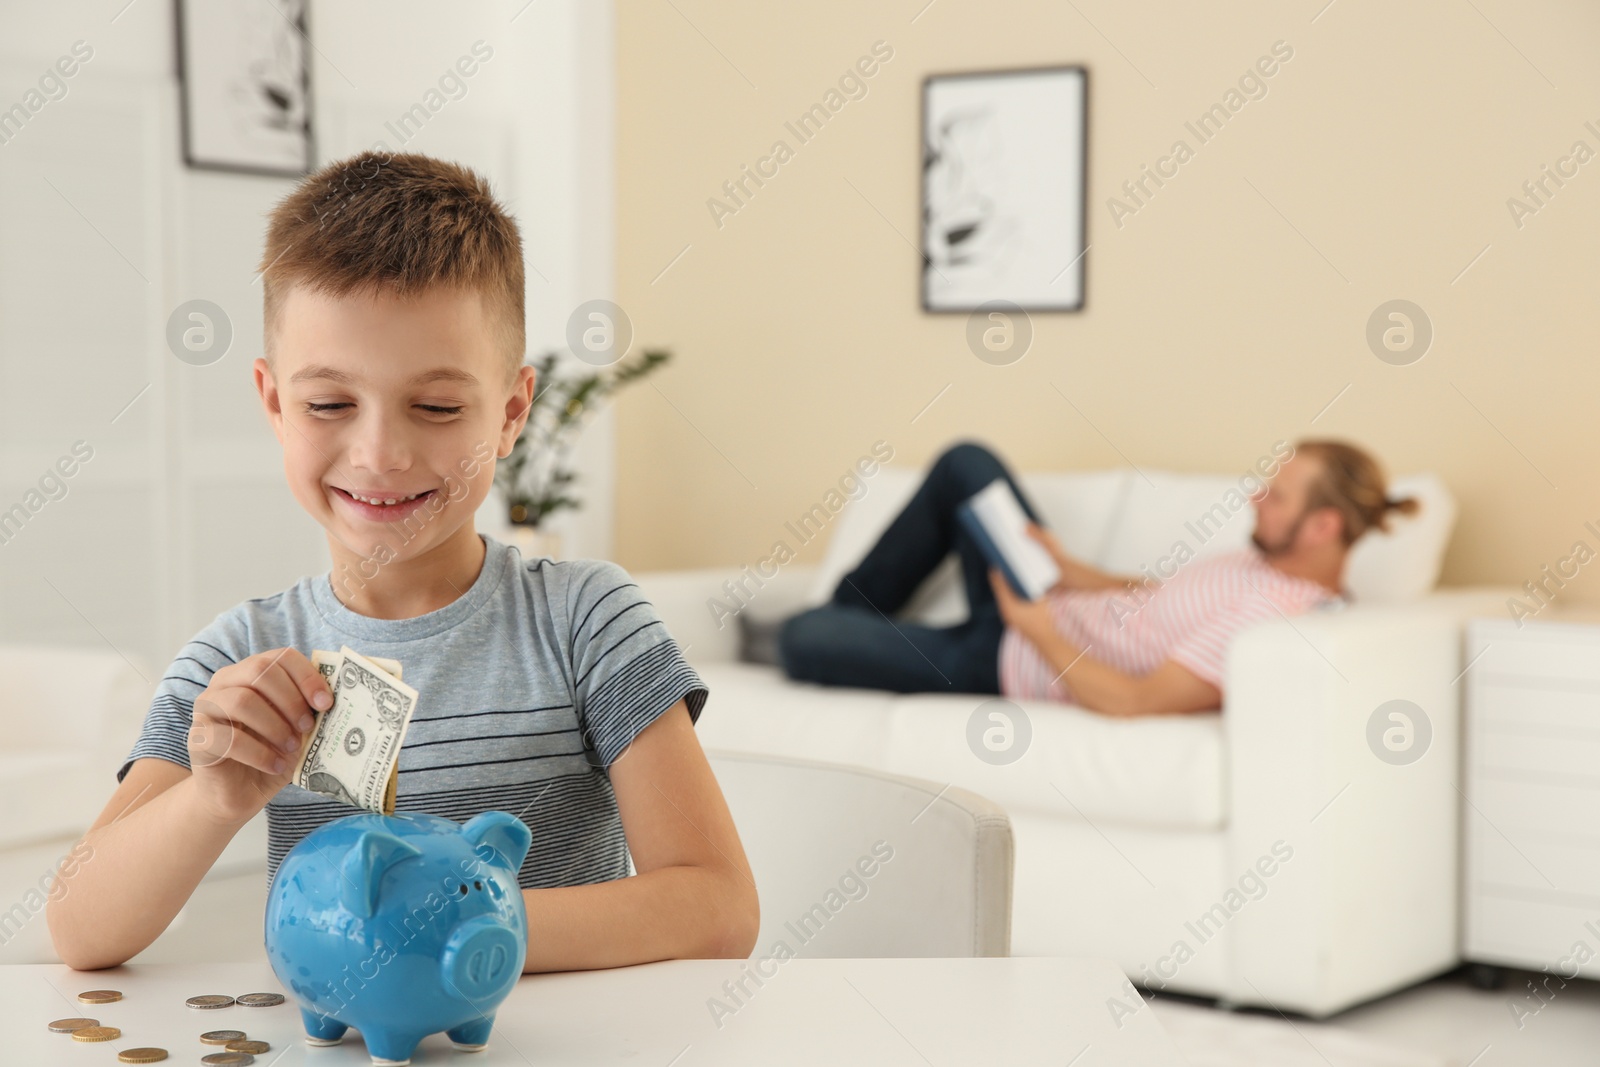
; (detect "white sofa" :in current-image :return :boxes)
[635,456,1511,1017]
[0,644,270,965]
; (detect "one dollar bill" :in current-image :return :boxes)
[289,647,416,815]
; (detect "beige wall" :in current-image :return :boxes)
[614,0,1600,604]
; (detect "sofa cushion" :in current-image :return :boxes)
[693,662,898,766]
[884,693,1226,830]
[693,662,1226,831]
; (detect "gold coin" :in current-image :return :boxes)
[225,1041,270,1054]
[117,1050,169,1064]
[200,1054,255,1066]
[46,1017,98,1033]
[235,992,285,1007]
[185,994,235,1009]
[77,989,123,1004]
[71,1025,122,1042]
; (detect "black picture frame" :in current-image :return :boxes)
[921,65,1088,314]
[174,0,316,177]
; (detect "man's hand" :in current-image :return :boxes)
[988,566,1057,646]
[188,647,331,826]
[1023,521,1075,594]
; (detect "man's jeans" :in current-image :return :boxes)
[777,440,1044,694]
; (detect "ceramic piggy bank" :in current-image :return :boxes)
[264,810,531,1066]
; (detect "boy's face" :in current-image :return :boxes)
[254,284,533,568]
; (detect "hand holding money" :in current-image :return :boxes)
[289,647,417,815]
[186,647,332,826]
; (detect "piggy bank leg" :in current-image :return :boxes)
[446,1014,495,1051]
[363,1028,425,1067]
[300,1007,350,1046]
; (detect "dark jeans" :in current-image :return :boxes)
[777,440,1044,694]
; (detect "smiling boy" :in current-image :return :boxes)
[47,152,758,971]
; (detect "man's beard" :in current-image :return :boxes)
[1251,510,1307,558]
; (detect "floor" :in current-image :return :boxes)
[1151,966,1600,1067]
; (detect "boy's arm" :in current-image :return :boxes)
[48,646,328,970]
[45,759,253,970]
[520,698,759,970]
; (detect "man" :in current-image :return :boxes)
[778,439,1417,717]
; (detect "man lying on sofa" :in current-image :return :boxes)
[777,439,1418,717]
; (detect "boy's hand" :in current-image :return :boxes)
[187,647,332,826]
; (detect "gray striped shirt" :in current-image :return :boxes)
[118,535,708,889]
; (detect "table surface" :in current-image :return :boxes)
[6,956,1182,1065]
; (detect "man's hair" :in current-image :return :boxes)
[1294,439,1420,546]
[258,151,525,379]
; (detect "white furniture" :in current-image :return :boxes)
[707,749,1012,957]
[636,457,1512,1016]
[1464,614,1600,975]
[0,644,270,965]
[5,958,1183,1064]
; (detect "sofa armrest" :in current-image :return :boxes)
[1220,587,1511,1015]
[631,563,822,664]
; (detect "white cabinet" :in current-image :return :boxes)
[1464,616,1600,976]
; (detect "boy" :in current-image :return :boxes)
[47,152,759,971]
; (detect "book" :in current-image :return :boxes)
[955,478,1061,601]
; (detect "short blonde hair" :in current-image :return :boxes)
[1295,439,1420,546]
[259,151,525,378]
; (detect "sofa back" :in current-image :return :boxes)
[805,464,1456,626]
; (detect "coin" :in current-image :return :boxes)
[225,1041,270,1054]
[46,1017,98,1033]
[235,992,284,1007]
[201,1054,255,1066]
[200,1030,247,1045]
[77,989,123,1004]
[186,994,236,1009]
[117,1050,169,1064]
[71,1025,122,1042]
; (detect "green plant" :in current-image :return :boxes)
[494,347,671,526]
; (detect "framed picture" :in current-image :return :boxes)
[175,0,314,176]
[921,66,1087,313]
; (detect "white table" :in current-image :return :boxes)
[7,957,1182,1064]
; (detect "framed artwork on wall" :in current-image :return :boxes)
[175,0,314,176]
[921,65,1087,313]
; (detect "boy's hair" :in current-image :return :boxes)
[259,151,525,379]
[1294,439,1420,546]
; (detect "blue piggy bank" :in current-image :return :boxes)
[264,810,531,1066]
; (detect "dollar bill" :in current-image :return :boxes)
[290,647,416,814]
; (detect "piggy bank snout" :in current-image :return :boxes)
[441,916,522,1001]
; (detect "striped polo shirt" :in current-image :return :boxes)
[998,548,1335,703]
[118,534,708,889]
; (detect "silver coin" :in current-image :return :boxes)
[185,994,236,1009]
[200,1029,247,1044]
[235,992,285,1007]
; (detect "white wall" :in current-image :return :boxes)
[0,1,614,676]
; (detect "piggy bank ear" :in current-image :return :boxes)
[341,831,422,918]
[461,812,531,873]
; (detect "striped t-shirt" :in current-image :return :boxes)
[118,534,708,889]
[997,548,1335,703]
